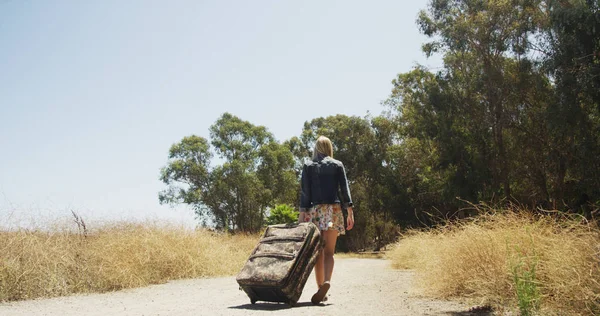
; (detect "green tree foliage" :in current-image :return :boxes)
[541,0,600,207]
[416,0,547,201]
[384,0,600,218]
[159,113,297,232]
[266,204,299,225]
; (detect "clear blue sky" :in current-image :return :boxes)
[0,0,439,227]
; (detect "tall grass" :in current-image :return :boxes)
[387,210,600,315]
[0,221,258,301]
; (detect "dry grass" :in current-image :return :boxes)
[387,210,600,315]
[0,221,258,301]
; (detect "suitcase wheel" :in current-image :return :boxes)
[251,299,257,305]
[288,300,297,307]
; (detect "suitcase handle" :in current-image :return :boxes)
[249,252,296,260]
[260,236,305,243]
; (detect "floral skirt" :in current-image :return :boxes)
[303,204,345,236]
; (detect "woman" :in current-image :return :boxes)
[298,136,354,305]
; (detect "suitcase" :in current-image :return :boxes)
[236,222,322,306]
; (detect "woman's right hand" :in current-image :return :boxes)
[346,207,354,230]
[298,211,306,223]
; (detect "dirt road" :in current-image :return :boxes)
[0,258,482,316]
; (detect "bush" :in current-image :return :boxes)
[266,204,298,225]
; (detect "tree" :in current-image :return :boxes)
[541,0,600,207]
[159,113,298,232]
[158,135,212,214]
[417,0,546,201]
[384,0,600,214]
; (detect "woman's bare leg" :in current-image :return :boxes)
[314,248,324,287]
[311,229,338,304]
[322,229,338,282]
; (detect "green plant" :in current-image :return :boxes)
[511,247,540,316]
[266,204,298,225]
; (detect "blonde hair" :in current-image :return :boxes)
[313,136,333,160]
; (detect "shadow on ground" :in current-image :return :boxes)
[228,301,324,311]
[444,306,494,316]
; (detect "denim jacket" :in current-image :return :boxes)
[299,156,353,211]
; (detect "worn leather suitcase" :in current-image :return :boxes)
[236,222,322,306]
